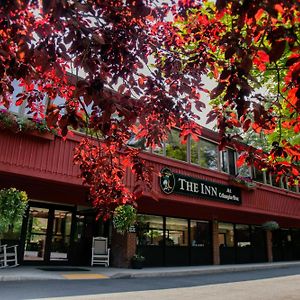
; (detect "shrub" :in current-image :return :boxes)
[113,205,137,234]
[0,188,28,235]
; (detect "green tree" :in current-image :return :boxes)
[0,188,28,237]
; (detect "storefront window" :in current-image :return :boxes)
[165,217,188,246]
[235,224,251,247]
[199,139,218,170]
[165,129,187,162]
[136,215,164,246]
[190,220,211,247]
[218,222,234,247]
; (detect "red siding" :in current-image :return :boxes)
[0,131,81,185]
[0,130,299,227]
[137,152,300,227]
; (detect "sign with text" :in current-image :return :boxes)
[159,168,241,204]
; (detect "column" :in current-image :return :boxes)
[111,229,137,268]
[212,220,220,265]
[266,230,273,262]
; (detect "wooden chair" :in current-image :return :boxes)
[91,237,110,267]
[0,244,18,268]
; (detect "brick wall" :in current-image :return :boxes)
[111,230,137,268]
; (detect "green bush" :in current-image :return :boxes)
[0,188,28,235]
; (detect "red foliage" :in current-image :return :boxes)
[1,1,300,216]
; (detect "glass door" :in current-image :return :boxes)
[24,207,49,261]
[23,205,74,263]
[50,210,72,261]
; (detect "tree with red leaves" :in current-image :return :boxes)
[0,1,299,218]
[165,1,300,186]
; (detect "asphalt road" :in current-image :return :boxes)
[1,266,300,300]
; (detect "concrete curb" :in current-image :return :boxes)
[111,261,300,279]
[0,261,300,281]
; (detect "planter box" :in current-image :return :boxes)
[229,180,256,191]
[131,260,144,269]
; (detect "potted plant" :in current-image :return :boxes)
[229,175,256,190]
[113,205,137,234]
[131,253,145,269]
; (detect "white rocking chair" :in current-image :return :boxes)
[91,237,110,267]
[0,244,18,268]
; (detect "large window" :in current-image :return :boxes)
[190,138,200,164]
[251,167,265,183]
[165,217,188,246]
[199,139,218,170]
[221,149,236,175]
[190,220,211,247]
[235,224,251,247]
[165,129,187,162]
[191,138,218,170]
[136,215,164,246]
[218,222,234,247]
[137,214,212,266]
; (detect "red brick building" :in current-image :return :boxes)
[0,127,299,267]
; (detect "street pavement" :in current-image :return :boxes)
[33,274,300,300]
[0,261,300,281]
[0,264,299,300]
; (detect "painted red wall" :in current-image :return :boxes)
[0,130,299,227]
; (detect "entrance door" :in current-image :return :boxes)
[50,210,72,262]
[23,206,73,264]
[23,207,49,262]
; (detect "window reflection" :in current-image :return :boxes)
[251,167,264,183]
[165,217,188,246]
[136,215,163,246]
[235,224,251,247]
[165,129,187,162]
[190,220,211,247]
[221,149,236,175]
[24,207,49,261]
[191,138,200,164]
[218,222,234,248]
[199,139,218,170]
[191,138,219,170]
[50,210,72,261]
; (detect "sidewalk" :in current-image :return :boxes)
[0,261,299,282]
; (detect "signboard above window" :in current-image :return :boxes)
[159,168,242,205]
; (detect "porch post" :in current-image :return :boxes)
[212,220,220,265]
[266,230,273,262]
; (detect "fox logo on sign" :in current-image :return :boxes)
[160,168,175,194]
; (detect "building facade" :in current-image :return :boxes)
[0,127,299,267]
